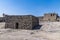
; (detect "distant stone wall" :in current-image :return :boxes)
[39,13,59,22]
[43,13,58,21]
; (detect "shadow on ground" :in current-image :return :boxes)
[32,25,42,30]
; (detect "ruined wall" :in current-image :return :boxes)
[5,15,39,30]
[32,16,39,27]
[1,13,60,30]
[43,13,58,21]
[39,13,58,22]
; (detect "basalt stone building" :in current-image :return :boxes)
[4,15,39,30]
[1,13,60,30]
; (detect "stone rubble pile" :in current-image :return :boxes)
[40,22,60,32]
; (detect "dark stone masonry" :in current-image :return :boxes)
[4,15,39,30]
[0,13,60,30]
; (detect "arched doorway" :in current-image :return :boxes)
[15,23,19,29]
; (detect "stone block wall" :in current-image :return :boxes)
[5,15,39,30]
[32,16,39,27]
[43,13,58,21]
[2,13,60,30]
[39,13,59,22]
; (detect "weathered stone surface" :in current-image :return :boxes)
[1,13,60,30]
[5,15,39,30]
[39,13,59,22]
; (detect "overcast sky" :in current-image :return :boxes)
[0,0,60,17]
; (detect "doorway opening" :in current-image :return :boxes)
[16,23,19,29]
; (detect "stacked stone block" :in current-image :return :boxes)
[39,13,59,22]
[5,15,39,30]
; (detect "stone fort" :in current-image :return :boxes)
[0,13,60,30]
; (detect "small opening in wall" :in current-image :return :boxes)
[51,14,52,16]
[16,23,19,29]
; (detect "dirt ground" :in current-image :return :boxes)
[0,22,60,40]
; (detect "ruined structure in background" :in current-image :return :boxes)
[0,13,60,29]
[39,13,60,22]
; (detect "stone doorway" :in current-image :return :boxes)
[15,22,19,29]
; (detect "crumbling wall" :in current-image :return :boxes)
[39,13,58,22]
[5,15,39,30]
[32,16,39,27]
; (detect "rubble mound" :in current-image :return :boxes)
[40,22,60,32]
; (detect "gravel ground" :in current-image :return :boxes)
[0,29,60,40]
[0,22,60,40]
